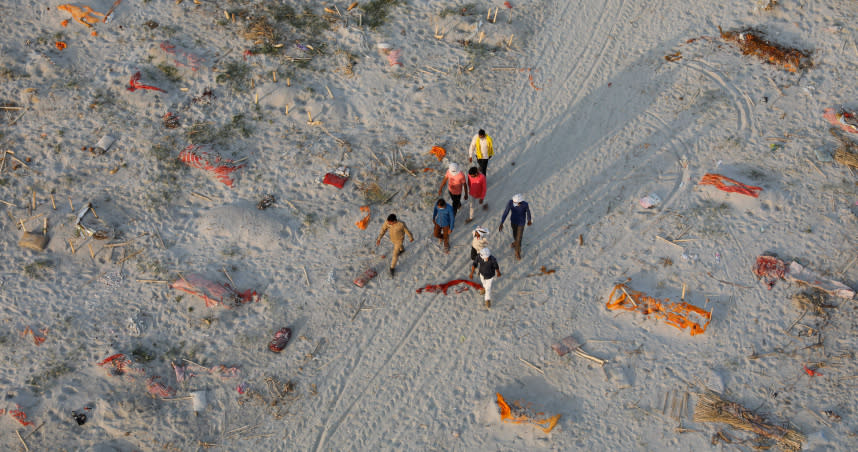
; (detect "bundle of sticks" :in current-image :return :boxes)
[694,390,805,451]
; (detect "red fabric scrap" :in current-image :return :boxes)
[179,145,245,187]
[416,279,484,295]
[753,255,786,289]
[127,71,166,93]
[10,404,33,426]
[323,173,348,189]
[699,173,762,198]
[804,365,823,377]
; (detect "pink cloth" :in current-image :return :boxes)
[468,173,486,199]
[447,171,466,195]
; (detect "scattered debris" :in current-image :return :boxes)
[824,107,858,134]
[792,290,835,317]
[695,389,805,451]
[803,364,823,377]
[163,112,180,129]
[639,193,662,208]
[19,231,48,252]
[551,335,606,365]
[190,390,207,413]
[606,281,712,336]
[179,144,246,187]
[171,273,259,308]
[94,135,116,154]
[719,27,811,72]
[496,392,561,433]
[256,194,275,210]
[20,326,47,345]
[416,279,484,295]
[353,267,377,288]
[10,404,34,426]
[753,255,855,298]
[147,376,176,398]
[664,51,682,62]
[75,203,113,239]
[699,173,762,197]
[71,406,92,425]
[268,327,292,352]
[526,266,556,277]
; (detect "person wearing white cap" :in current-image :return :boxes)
[438,162,467,215]
[469,247,501,309]
[468,129,494,176]
[499,193,532,260]
[470,226,490,262]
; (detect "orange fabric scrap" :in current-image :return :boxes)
[20,326,47,345]
[804,365,823,377]
[58,4,105,28]
[55,41,67,50]
[429,146,446,161]
[699,173,762,197]
[355,205,371,230]
[496,393,560,433]
[606,282,712,336]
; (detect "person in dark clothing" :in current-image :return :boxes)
[498,193,532,260]
[468,247,501,309]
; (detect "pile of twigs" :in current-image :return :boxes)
[694,390,805,451]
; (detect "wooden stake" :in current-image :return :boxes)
[88,243,94,259]
[49,193,55,209]
[272,71,277,82]
[507,34,514,47]
[478,31,485,44]
[68,196,73,211]
[302,265,310,286]
[90,206,99,219]
[68,239,76,254]
[222,267,237,288]
[285,104,290,115]
[326,85,334,99]
[681,283,686,301]
[254,92,258,104]
[492,7,498,23]
[20,219,26,232]
[0,199,15,207]
[518,357,545,375]
[486,8,491,20]
[43,217,47,235]
[117,250,143,264]
[286,77,290,87]
[16,430,28,452]
[31,188,35,211]
[307,111,313,123]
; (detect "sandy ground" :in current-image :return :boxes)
[1,0,857,450]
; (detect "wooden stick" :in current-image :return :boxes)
[656,235,683,249]
[31,188,35,211]
[681,283,686,301]
[492,67,518,71]
[507,34,514,47]
[90,206,99,219]
[24,422,44,439]
[68,239,76,254]
[88,243,95,259]
[49,193,55,209]
[117,250,143,264]
[104,232,149,248]
[351,298,366,321]
[222,267,236,288]
[0,106,23,110]
[9,155,39,174]
[518,357,545,375]
[302,265,310,286]
[326,85,334,99]
[574,348,606,366]
[104,0,122,22]
[16,430,28,452]
[153,227,166,249]
[136,279,169,284]
[492,7,498,23]
[0,199,15,207]
[190,191,213,201]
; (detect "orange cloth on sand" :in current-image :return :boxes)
[430,146,446,161]
[355,206,371,230]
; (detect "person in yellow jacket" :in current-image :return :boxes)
[376,214,414,277]
[468,129,494,176]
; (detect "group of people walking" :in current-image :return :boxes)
[375,129,533,309]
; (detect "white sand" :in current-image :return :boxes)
[1,0,857,450]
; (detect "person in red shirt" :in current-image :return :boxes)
[465,166,487,224]
[438,162,467,215]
